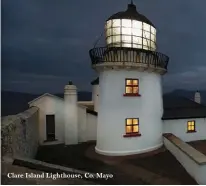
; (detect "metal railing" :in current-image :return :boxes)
[89,47,169,70]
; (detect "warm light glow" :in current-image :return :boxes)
[187,121,195,132]
[126,87,132,94]
[105,19,156,51]
[126,118,139,134]
[125,79,139,94]
[126,119,133,125]
[126,126,132,133]
[133,125,139,133]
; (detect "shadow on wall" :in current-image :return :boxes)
[163,133,206,185]
[1,107,39,161]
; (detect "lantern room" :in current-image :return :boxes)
[105,2,156,51]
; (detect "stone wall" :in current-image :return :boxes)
[163,133,206,185]
[1,107,39,160]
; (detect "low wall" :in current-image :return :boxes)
[163,133,206,185]
[86,110,97,141]
[1,107,39,161]
[77,106,97,142]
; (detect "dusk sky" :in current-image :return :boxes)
[2,0,206,94]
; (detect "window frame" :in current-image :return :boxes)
[187,120,196,133]
[123,78,141,97]
[123,118,141,137]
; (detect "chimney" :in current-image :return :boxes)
[194,91,201,104]
[64,81,78,145]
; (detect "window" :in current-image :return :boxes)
[124,118,141,137]
[187,120,196,133]
[124,79,140,96]
[105,19,157,51]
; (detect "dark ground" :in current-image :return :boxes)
[188,140,206,156]
[129,150,197,185]
[35,142,147,185]
[36,142,197,185]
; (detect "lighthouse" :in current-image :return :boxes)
[89,1,169,156]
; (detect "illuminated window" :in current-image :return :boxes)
[125,79,139,95]
[187,121,196,133]
[125,118,139,134]
[105,19,156,51]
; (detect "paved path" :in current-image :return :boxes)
[85,145,186,185]
[116,163,181,185]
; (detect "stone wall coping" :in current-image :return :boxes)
[1,107,39,129]
[163,133,206,165]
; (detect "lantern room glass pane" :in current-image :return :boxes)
[107,36,112,44]
[143,38,149,46]
[112,35,121,43]
[143,23,150,32]
[143,45,149,50]
[106,28,112,36]
[143,31,150,39]
[151,26,156,34]
[107,20,112,28]
[151,33,155,42]
[113,19,121,27]
[112,27,121,35]
[122,27,132,35]
[123,43,132,47]
[132,20,142,29]
[105,18,156,51]
[132,36,142,44]
[132,28,142,37]
[151,41,156,50]
[122,19,132,27]
[122,35,132,42]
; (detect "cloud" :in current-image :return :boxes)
[2,0,206,93]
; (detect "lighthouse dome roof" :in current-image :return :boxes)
[106,2,155,28]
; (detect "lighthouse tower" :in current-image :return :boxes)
[89,2,169,156]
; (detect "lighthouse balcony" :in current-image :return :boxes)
[89,47,169,74]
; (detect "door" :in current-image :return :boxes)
[46,115,55,141]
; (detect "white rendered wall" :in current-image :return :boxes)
[164,136,206,184]
[78,106,87,142]
[64,85,78,145]
[163,118,206,142]
[92,85,99,112]
[96,69,164,156]
[86,113,97,141]
[29,96,64,145]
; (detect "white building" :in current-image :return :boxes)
[28,2,206,156]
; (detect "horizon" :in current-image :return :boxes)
[2,88,206,95]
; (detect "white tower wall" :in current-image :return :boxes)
[64,82,78,145]
[96,70,164,156]
[92,84,99,112]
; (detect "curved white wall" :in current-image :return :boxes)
[92,85,99,112]
[96,69,163,156]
